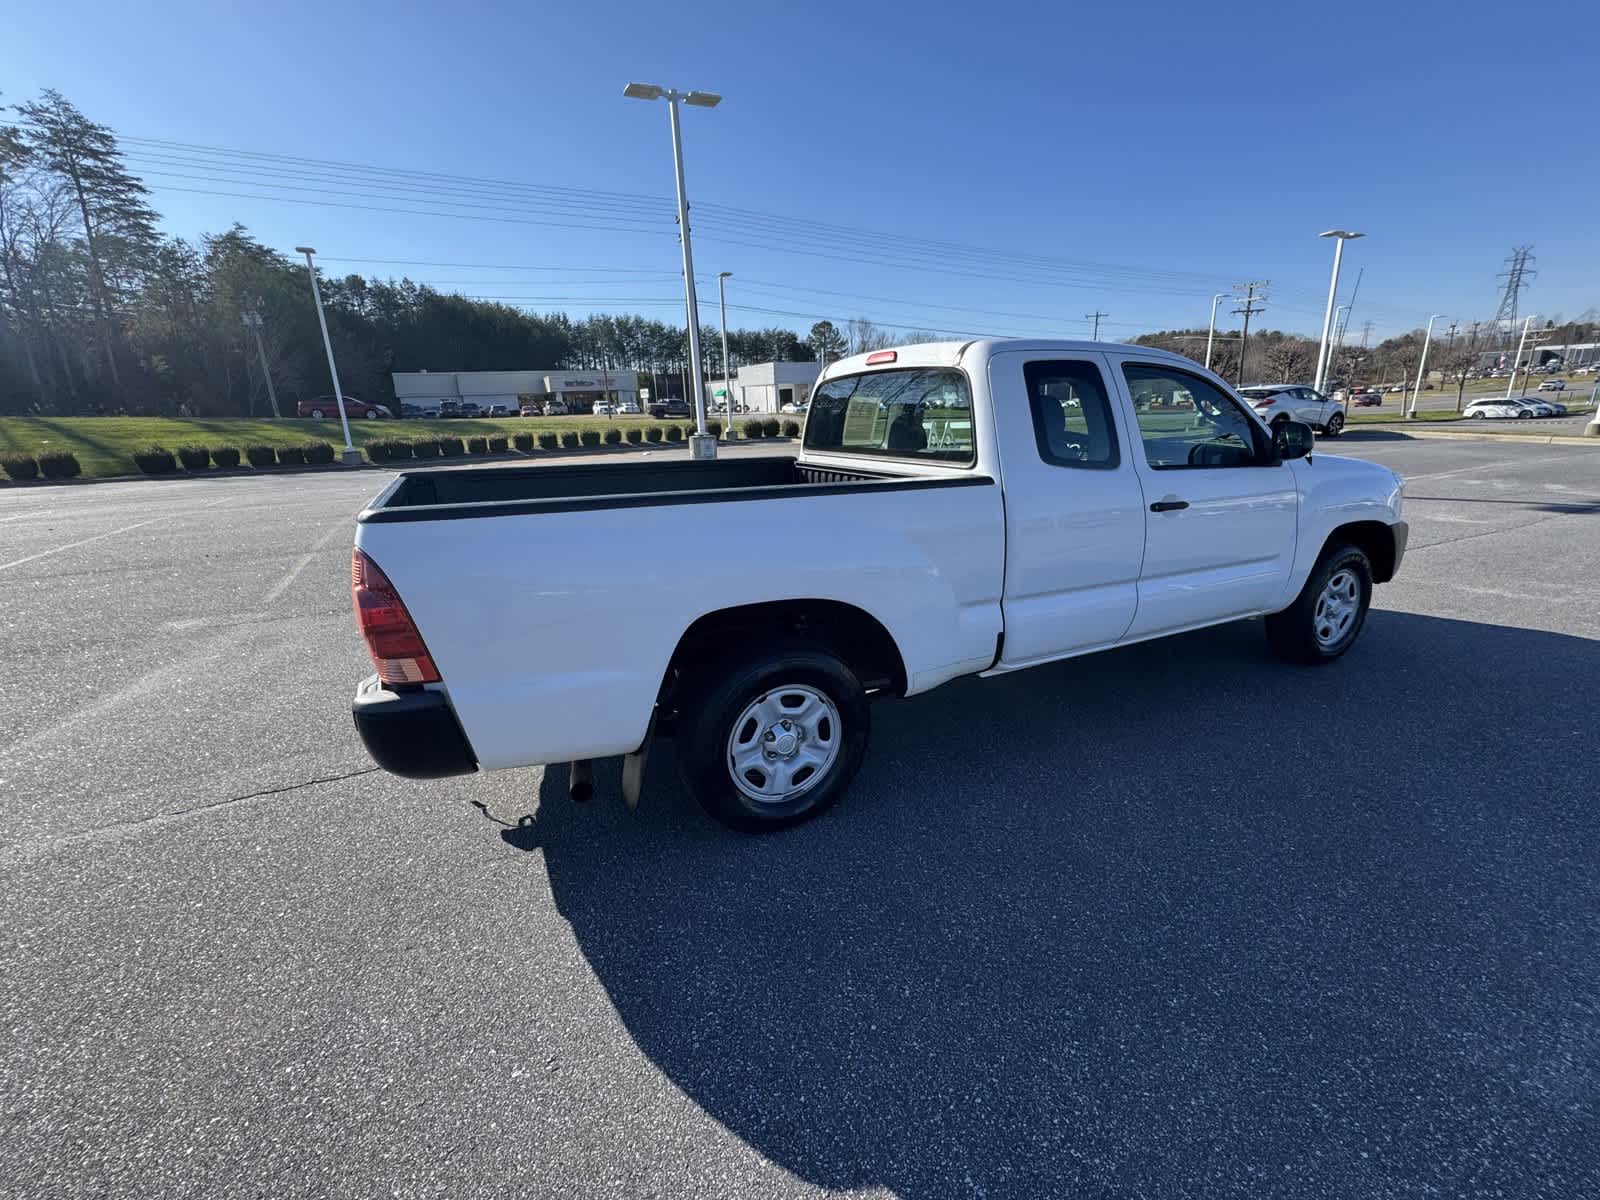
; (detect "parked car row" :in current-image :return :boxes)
[1463,396,1569,419]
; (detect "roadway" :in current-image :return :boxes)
[2,438,1598,1198]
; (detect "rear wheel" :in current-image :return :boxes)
[309,408,326,419]
[677,643,869,831]
[364,409,379,419]
[1266,543,1373,664]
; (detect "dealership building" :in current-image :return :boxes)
[705,362,822,413]
[391,369,640,413]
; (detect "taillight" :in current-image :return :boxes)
[1252,399,1274,409]
[351,549,440,685]
[865,350,898,365]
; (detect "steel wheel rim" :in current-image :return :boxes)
[1313,568,1361,648]
[726,684,841,805]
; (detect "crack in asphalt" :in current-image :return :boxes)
[1,766,383,865]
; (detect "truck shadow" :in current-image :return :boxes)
[507,613,1600,1196]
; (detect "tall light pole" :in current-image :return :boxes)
[1205,292,1232,371]
[716,271,733,436]
[1506,315,1535,400]
[1407,314,1444,419]
[624,81,722,460]
[1313,230,1365,394]
[294,247,358,464]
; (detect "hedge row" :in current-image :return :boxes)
[126,442,338,475]
[2,450,82,480]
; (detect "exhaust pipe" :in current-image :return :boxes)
[568,759,593,802]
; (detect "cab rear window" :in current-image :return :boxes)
[803,368,974,464]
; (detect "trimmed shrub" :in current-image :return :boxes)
[409,438,441,459]
[301,442,336,465]
[561,431,580,449]
[245,444,277,467]
[275,444,306,466]
[644,426,663,443]
[488,435,509,454]
[708,419,723,439]
[664,425,684,443]
[512,432,534,452]
[603,427,622,445]
[625,427,643,443]
[132,445,177,475]
[2,454,39,480]
[438,435,464,457]
[763,418,782,438]
[37,450,81,479]
[176,444,211,472]
[743,419,766,439]
[538,432,559,450]
[212,446,241,469]
[579,429,602,447]
[782,420,801,438]
[467,435,489,455]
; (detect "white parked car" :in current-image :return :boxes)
[617,400,642,415]
[779,401,808,415]
[349,340,1406,831]
[1463,398,1531,419]
[1536,379,1566,392]
[1236,385,1346,437]
[543,399,570,416]
[593,401,617,416]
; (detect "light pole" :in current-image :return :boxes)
[624,81,722,460]
[294,247,358,464]
[1313,229,1365,394]
[1506,315,1535,400]
[1407,314,1444,419]
[716,271,733,437]
[240,309,280,418]
[1204,292,1231,371]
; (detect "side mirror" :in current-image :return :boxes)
[1273,419,1315,461]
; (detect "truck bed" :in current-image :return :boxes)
[360,454,989,524]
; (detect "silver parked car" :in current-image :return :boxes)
[1237,384,1346,437]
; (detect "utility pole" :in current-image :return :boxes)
[1445,321,1459,347]
[240,309,280,418]
[1085,311,1108,341]
[1232,282,1268,386]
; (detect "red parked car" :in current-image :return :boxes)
[298,395,391,419]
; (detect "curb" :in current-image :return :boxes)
[1349,427,1598,447]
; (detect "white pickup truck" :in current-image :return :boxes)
[350,340,1406,830]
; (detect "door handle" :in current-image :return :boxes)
[1150,498,1189,512]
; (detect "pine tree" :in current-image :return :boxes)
[18,90,159,386]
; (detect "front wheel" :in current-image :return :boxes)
[1265,544,1373,664]
[309,408,326,419]
[1324,411,1345,437]
[364,409,379,419]
[677,643,869,831]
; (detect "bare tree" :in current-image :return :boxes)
[846,317,895,355]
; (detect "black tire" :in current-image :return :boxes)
[677,642,869,832]
[1265,543,1373,664]
[309,408,326,419]
[1324,411,1345,437]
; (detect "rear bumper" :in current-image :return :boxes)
[351,675,478,779]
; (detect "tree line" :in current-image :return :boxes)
[4,86,1590,418]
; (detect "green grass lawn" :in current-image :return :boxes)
[0,414,755,479]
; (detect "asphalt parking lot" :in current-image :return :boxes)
[3,437,1598,1198]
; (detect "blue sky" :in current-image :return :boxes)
[6,0,1597,344]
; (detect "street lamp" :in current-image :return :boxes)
[716,271,733,437]
[1313,230,1365,394]
[1204,292,1232,371]
[294,246,359,464]
[1407,315,1444,419]
[624,81,722,460]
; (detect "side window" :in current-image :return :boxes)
[1024,359,1120,469]
[1123,363,1263,470]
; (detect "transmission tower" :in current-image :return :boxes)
[1493,246,1536,342]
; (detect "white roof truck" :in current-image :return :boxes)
[350,341,1407,831]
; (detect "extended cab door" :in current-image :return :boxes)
[989,351,1147,667]
[1107,355,1299,638]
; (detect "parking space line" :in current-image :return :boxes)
[0,516,171,573]
[263,525,346,604]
